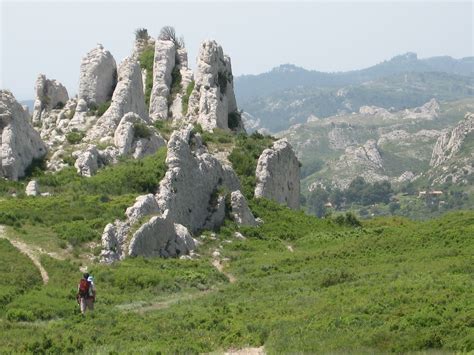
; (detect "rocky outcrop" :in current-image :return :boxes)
[78,44,117,106]
[89,57,148,141]
[32,74,69,125]
[74,145,100,177]
[187,40,244,132]
[25,180,39,196]
[328,126,358,150]
[149,40,176,120]
[397,171,415,183]
[113,113,165,159]
[169,48,194,121]
[430,112,474,167]
[230,190,257,226]
[100,126,253,262]
[255,139,300,209]
[0,90,47,180]
[428,112,474,185]
[156,126,241,232]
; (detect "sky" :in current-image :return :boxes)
[0,0,472,100]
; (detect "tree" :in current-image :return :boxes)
[307,188,329,218]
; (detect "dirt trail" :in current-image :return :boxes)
[212,258,237,283]
[0,226,49,284]
[225,346,266,355]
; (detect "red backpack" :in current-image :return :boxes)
[78,279,90,297]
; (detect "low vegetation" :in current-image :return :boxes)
[139,47,154,107]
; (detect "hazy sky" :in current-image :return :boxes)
[1,0,472,100]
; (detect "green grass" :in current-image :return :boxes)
[0,204,472,353]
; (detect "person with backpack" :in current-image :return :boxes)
[77,273,96,314]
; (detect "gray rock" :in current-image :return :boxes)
[0,90,47,180]
[32,74,69,125]
[74,145,100,177]
[125,194,160,225]
[149,40,176,120]
[113,112,165,158]
[128,210,195,258]
[187,40,244,132]
[25,180,39,196]
[230,190,257,226]
[156,126,240,232]
[255,138,300,209]
[90,57,148,141]
[78,44,117,106]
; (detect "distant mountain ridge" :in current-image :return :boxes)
[234,53,474,133]
[235,53,474,101]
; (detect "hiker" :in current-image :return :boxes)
[77,273,96,314]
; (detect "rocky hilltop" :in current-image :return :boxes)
[0,27,300,262]
[279,98,474,193]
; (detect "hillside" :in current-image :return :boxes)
[235,53,474,133]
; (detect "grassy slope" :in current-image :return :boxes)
[0,202,472,353]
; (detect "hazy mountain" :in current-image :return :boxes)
[235,53,474,132]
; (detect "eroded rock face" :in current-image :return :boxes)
[187,40,244,132]
[430,112,474,168]
[156,126,240,232]
[100,126,253,262]
[128,210,196,258]
[113,113,165,158]
[255,139,300,209]
[32,74,69,125]
[0,90,47,180]
[78,44,117,106]
[149,40,176,120]
[230,190,257,226]
[428,112,474,184]
[169,48,194,121]
[74,145,100,177]
[89,57,148,141]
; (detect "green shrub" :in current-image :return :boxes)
[139,47,154,107]
[135,27,149,40]
[168,66,182,112]
[218,71,228,94]
[228,133,274,199]
[53,102,65,110]
[97,100,111,116]
[228,111,242,130]
[66,130,85,145]
[182,80,195,115]
[133,122,152,139]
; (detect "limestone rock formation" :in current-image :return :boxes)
[78,44,117,106]
[100,126,254,262]
[74,145,100,177]
[149,39,176,120]
[430,112,474,168]
[89,57,148,141]
[169,48,194,121]
[113,113,165,159]
[428,112,474,184]
[128,210,196,258]
[187,40,244,132]
[230,190,257,226]
[255,139,300,209]
[32,74,69,125]
[0,90,47,180]
[25,180,39,196]
[156,126,241,232]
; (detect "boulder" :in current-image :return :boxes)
[25,180,39,196]
[74,145,100,177]
[90,57,148,141]
[125,194,160,225]
[0,90,47,180]
[113,112,165,158]
[128,210,196,258]
[149,40,176,120]
[230,190,257,226]
[255,139,300,209]
[32,74,69,125]
[78,44,117,106]
[187,40,244,132]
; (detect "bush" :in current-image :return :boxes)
[97,100,111,117]
[139,48,154,107]
[218,72,228,95]
[228,111,242,130]
[135,27,149,40]
[66,130,85,145]
[53,102,65,110]
[168,66,182,111]
[133,122,152,139]
[182,81,195,115]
